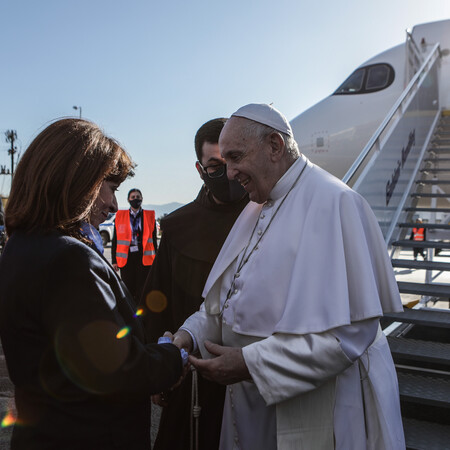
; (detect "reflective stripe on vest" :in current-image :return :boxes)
[413,227,425,241]
[115,209,156,268]
[141,210,156,266]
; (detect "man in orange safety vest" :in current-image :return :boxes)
[112,188,157,301]
[410,218,427,261]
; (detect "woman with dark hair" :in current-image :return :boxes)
[0,119,182,449]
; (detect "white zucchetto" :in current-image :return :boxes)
[231,103,293,137]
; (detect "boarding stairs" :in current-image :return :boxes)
[385,114,450,448]
[342,42,450,448]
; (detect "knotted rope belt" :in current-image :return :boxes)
[190,366,201,450]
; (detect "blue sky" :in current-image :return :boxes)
[1,0,450,207]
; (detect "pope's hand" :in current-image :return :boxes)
[171,329,193,353]
[189,341,250,385]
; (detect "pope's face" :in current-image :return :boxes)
[219,118,275,204]
[90,181,119,228]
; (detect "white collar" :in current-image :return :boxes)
[269,155,307,201]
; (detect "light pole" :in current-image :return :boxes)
[5,130,17,183]
[72,105,82,118]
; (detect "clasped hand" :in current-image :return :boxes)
[165,329,250,385]
[189,341,250,385]
[152,331,251,406]
[151,331,190,407]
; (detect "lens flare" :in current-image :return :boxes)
[1,410,16,428]
[145,290,167,313]
[116,327,130,339]
[135,308,144,317]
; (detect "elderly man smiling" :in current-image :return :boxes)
[169,103,405,450]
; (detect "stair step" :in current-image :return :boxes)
[420,168,450,173]
[388,337,450,368]
[411,193,450,198]
[405,207,450,212]
[392,259,450,271]
[403,417,450,449]
[415,179,450,184]
[399,223,450,229]
[423,157,450,162]
[384,308,450,328]
[397,281,450,297]
[392,240,450,249]
[428,147,450,152]
[398,371,450,409]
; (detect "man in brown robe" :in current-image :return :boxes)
[141,118,248,450]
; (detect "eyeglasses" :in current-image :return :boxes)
[197,162,226,179]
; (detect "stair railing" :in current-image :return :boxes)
[405,29,424,83]
[342,43,441,247]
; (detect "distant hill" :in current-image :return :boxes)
[142,202,184,220]
[116,202,184,220]
[146,202,183,218]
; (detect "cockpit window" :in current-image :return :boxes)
[333,63,394,95]
[335,69,365,94]
[366,65,390,90]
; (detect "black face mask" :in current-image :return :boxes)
[129,198,142,209]
[203,171,247,203]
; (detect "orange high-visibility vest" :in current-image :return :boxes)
[115,209,156,268]
[412,227,425,241]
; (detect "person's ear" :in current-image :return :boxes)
[195,161,204,180]
[268,132,285,161]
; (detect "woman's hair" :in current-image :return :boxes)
[6,118,135,238]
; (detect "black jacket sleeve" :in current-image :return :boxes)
[111,223,118,264]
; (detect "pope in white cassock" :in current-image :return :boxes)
[169,103,406,449]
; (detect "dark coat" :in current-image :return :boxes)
[141,187,248,450]
[0,231,181,450]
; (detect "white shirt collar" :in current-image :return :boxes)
[130,207,142,217]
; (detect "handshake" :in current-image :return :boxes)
[153,330,193,407]
[152,330,251,407]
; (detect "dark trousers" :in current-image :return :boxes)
[120,251,151,302]
[413,247,427,260]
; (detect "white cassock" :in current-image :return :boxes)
[182,155,406,450]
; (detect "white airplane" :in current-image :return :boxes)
[290,19,450,181]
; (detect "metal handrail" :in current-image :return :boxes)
[385,109,441,248]
[342,43,441,185]
[406,29,424,65]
